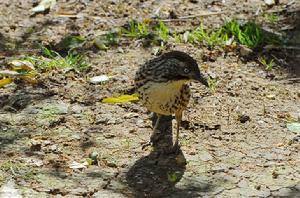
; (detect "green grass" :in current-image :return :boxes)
[167,172,180,183]
[264,13,279,24]
[121,20,171,43]
[0,160,36,181]
[121,20,153,39]
[208,77,218,92]
[223,20,264,48]
[23,47,90,72]
[155,21,170,42]
[97,19,281,50]
[104,31,119,46]
[258,56,275,71]
[188,24,228,47]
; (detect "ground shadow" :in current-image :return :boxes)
[262,9,300,78]
[284,9,300,77]
[0,86,55,113]
[126,114,213,197]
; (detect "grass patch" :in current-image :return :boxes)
[223,20,264,48]
[155,21,170,42]
[121,20,171,44]
[23,47,90,72]
[121,20,153,39]
[264,13,279,24]
[222,20,282,48]
[97,19,281,50]
[258,56,275,71]
[187,24,228,47]
[0,160,36,181]
[208,77,219,92]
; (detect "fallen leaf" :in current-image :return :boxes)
[69,161,87,169]
[89,75,110,84]
[101,94,139,104]
[0,70,21,76]
[0,78,13,88]
[9,60,35,71]
[94,37,108,50]
[32,0,56,13]
[264,0,275,6]
[266,94,276,100]
[183,31,189,43]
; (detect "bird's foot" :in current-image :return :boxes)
[141,142,151,150]
[150,131,161,145]
[141,132,161,150]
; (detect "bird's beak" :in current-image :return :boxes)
[194,73,209,87]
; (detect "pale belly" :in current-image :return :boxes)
[138,80,191,115]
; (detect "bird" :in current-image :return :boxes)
[134,51,208,151]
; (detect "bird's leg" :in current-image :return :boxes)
[173,111,182,152]
[150,113,162,144]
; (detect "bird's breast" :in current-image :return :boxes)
[138,80,190,115]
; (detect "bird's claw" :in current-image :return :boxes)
[141,142,151,150]
[150,131,161,145]
[141,132,161,150]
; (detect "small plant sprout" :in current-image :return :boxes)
[122,20,152,39]
[223,20,264,48]
[264,13,279,24]
[208,77,219,92]
[23,47,89,72]
[155,21,169,42]
[258,56,275,71]
[173,32,183,43]
[167,172,179,183]
[188,24,228,47]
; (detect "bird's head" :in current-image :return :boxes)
[159,51,209,87]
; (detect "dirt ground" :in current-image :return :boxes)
[0,0,300,197]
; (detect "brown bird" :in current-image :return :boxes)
[134,51,208,150]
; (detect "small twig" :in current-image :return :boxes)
[279,78,300,83]
[0,70,21,76]
[156,11,227,22]
[264,45,300,50]
[54,13,103,20]
[55,11,226,22]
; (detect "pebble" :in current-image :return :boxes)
[240,45,253,56]
[71,105,83,114]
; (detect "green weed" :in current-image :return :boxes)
[100,19,281,49]
[122,20,153,39]
[264,13,279,24]
[188,24,228,47]
[208,77,218,92]
[173,32,183,43]
[258,56,275,71]
[24,47,89,72]
[0,160,36,181]
[155,21,170,42]
[105,31,119,46]
[167,172,179,183]
[223,20,264,48]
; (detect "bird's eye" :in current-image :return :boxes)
[184,68,190,73]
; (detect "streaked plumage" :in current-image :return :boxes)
[134,51,208,150]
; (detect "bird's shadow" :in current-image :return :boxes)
[126,114,211,197]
